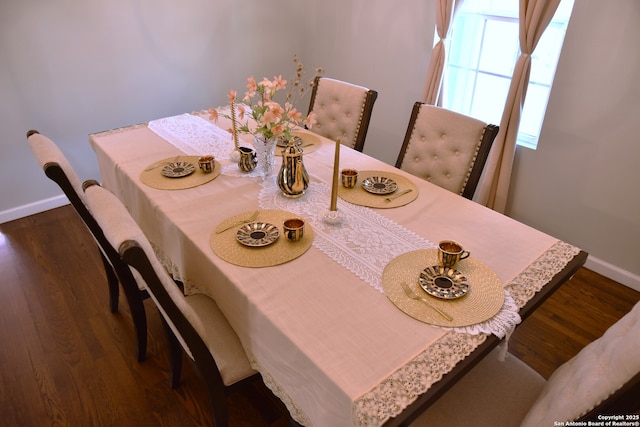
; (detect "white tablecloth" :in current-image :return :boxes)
[90,113,580,426]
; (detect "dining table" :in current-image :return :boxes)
[89,110,587,427]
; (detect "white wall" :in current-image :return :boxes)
[0,0,304,219]
[301,0,433,165]
[506,1,640,289]
[1,0,638,290]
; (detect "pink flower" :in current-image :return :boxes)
[208,107,219,122]
[273,75,287,90]
[246,76,257,94]
[262,109,279,125]
[260,78,274,93]
[303,111,317,129]
[286,104,302,124]
[236,104,246,120]
[227,90,237,104]
[271,124,286,136]
[266,101,283,115]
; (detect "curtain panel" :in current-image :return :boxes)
[475,0,561,212]
[421,0,457,105]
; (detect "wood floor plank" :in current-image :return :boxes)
[1,205,638,425]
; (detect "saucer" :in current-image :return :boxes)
[161,161,196,178]
[419,265,469,299]
[236,222,280,247]
[361,176,398,195]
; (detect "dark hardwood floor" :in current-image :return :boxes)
[1,205,638,426]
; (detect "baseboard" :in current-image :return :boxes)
[0,195,69,224]
[585,255,640,293]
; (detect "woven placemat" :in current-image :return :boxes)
[338,170,419,208]
[274,130,322,155]
[140,156,221,190]
[382,249,504,327]
[210,209,314,267]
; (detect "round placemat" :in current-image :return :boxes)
[210,209,314,267]
[338,170,418,208]
[273,130,322,155]
[382,249,504,327]
[140,156,221,190]
[290,130,322,154]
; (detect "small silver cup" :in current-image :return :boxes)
[341,169,358,188]
[283,218,305,242]
[198,155,214,173]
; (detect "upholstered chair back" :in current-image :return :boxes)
[410,300,640,426]
[395,103,498,200]
[521,300,640,425]
[307,76,378,152]
[27,130,85,205]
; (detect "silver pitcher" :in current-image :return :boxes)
[277,138,309,198]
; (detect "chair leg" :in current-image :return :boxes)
[99,250,119,313]
[160,314,183,388]
[289,417,304,427]
[119,275,148,362]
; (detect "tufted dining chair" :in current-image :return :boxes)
[395,102,499,200]
[306,76,378,152]
[26,130,149,362]
[409,300,640,426]
[83,182,259,427]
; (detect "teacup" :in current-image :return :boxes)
[341,169,358,188]
[283,218,305,242]
[438,240,470,268]
[198,155,215,173]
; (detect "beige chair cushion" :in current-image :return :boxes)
[399,106,487,196]
[310,77,369,149]
[411,348,545,427]
[184,293,256,386]
[84,184,255,386]
[28,132,85,202]
[521,301,640,426]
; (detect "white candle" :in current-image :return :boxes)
[330,138,340,211]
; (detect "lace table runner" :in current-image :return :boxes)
[260,179,433,291]
[148,113,264,178]
[259,179,522,338]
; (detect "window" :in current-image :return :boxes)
[440,0,574,149]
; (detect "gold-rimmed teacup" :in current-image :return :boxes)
[438,240,470,268]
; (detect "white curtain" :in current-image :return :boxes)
[422,0,458,105]
[475,0,561,213]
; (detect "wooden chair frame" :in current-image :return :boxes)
[118,238,260,426]
[26,130,148,362]
[578,371,640,421]
[82,181,260,426]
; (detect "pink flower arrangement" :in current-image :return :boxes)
[210,56,322,143]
